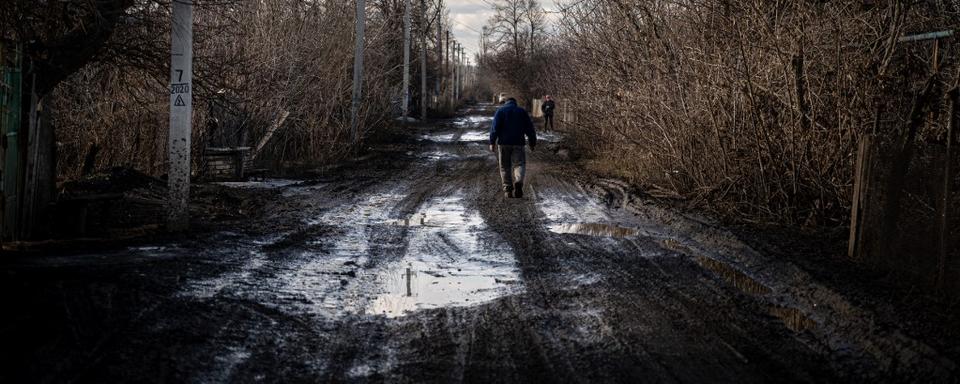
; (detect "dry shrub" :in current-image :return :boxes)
[53,0,420,180]
[542,0,959,227]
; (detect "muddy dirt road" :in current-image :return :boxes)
[2,104,946,382]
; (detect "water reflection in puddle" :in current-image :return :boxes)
[418,132,455,142]
[538,193,610,224]
[177,191,521,319]
[549,223,641,238]
[416,113,493,143]
[454,115,491,126]
[305,193,402,227]
[420,150,459,161]
[418,130,487,143]
[368,195,522,317]
[538,192,672,245]
[458,131,489,142]
[538,131,561,143]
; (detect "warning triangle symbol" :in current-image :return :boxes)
[174,94,186,107]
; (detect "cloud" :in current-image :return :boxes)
[445,0,558,59]
[445,0,492,59]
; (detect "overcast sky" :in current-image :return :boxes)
[445,0,559,61]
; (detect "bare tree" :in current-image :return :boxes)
[483,0,547,101]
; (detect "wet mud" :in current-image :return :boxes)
[0,104,951,382]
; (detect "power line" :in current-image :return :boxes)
[449,18,482,34]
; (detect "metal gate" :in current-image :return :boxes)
[1,42,23,241]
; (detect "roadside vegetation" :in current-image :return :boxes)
[483,0,958,227]
[1,0,456,181]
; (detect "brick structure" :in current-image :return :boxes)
[203,147,250,181]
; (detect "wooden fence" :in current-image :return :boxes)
[848,99,959,291]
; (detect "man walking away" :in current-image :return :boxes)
[490,97,537,198]
[541,95,556,131]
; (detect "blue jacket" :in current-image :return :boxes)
[490,100,537,147]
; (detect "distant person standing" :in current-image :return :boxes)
[490,97,537,198]
[540,95,556,131]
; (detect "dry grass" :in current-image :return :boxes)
[529,0,960,227]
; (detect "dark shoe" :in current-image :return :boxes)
[504,190,513,198]
[513,182,523,198]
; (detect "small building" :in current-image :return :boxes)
[203,147,250,181]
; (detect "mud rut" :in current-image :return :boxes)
[1,104,839,382]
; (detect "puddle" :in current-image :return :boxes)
[549,223,641,238]
[538,193,610,224]
[177,194,408,311]
[178,192,521,319]
[305,193,402,227]
[418,114,491,143]
[368,195,522,317]
[770,306,817,332]
[418,132,455,142]
[540,193,650,239]
[385,197,482,229]
[418,130,487,143]
[694,255,772,296]
[453,115,491,126]
[368,259,520,317]
[538,131,561,143]
[214,179,301,189]
[420,150,460,161]
[458,131,489,142]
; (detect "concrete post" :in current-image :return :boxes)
[454,43,459,102]
[435,4,442,108]
[351,0,366,146]
[167,0,193,231]
[419,0,428,121]
[402,0,411,122]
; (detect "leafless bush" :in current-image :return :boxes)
[536,0,959,226]
[51,0,442,179]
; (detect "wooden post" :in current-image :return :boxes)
[22,74,56,239]
[849,134,873,259]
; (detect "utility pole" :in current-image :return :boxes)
[167,0,193,231]
[401,0,411,122]
[455,43,461,102]
[350,0,366,147]
[460,45,465,99]
[446,31,451,108]
[452,42,458,103]
[435,1,443,107]
[419,0,428,121]
[480,26,486,67]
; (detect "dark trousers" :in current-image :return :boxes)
[544,114,554,131]
[497,145,526,192]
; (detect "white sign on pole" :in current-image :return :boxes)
[168,0,193,231]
